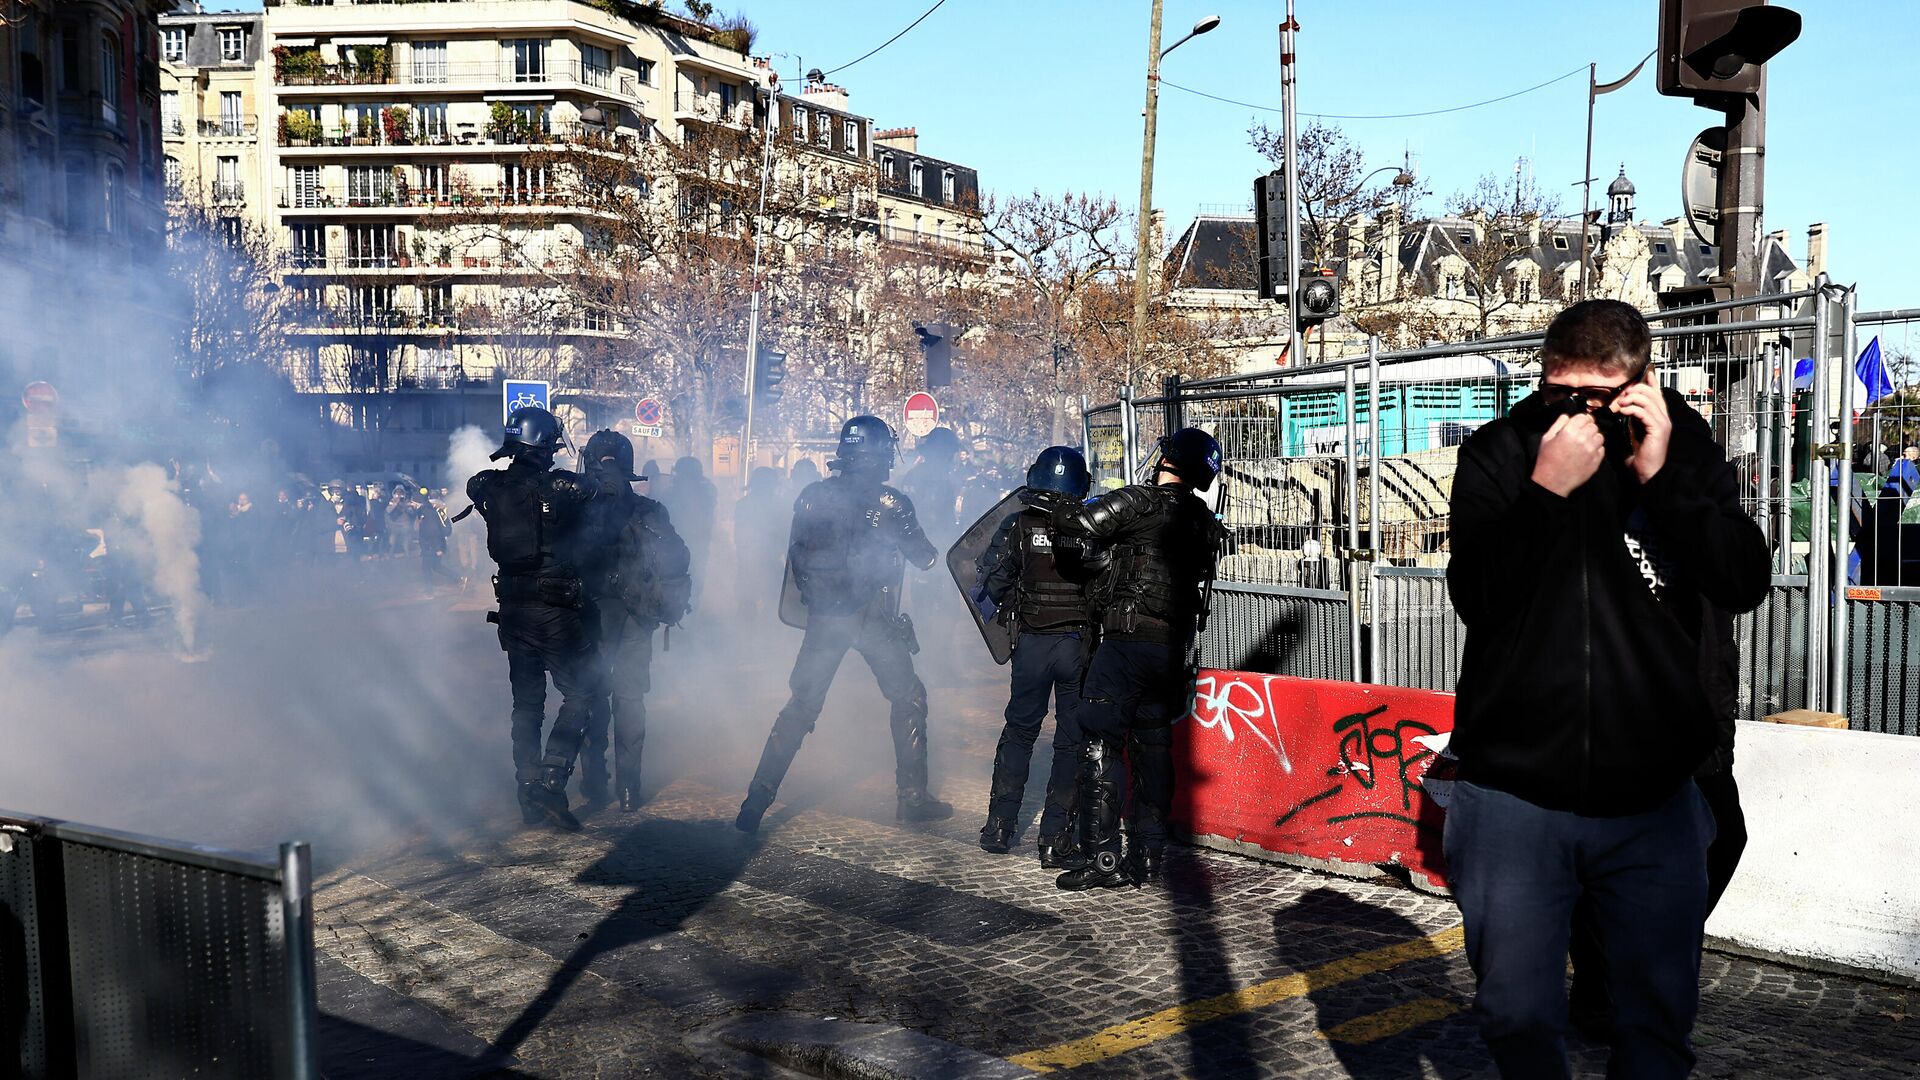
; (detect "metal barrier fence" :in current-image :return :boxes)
[1087,282,1920,736]
[1195,582,1351,680]
[0,811,317,1079]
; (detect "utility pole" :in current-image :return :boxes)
[1127,0,1165,372]
[1279,2,1302,365]
[739,67,781,488]
[1579,62,1595,299]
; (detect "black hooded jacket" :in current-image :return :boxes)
[1446,387,1770,817]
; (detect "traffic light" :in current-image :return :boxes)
[1296,267,1338,333]
[752,345,786,404]
[1657,0,1801,101]
[1253,169,1288,303]
[914,322,953,389]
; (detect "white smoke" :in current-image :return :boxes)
[446,425,503,515]
[112,464,206,654]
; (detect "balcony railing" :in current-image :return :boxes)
[279,118,635,150]
[282,252,579,274]
[200,118,258,138]
[880,225,985,256]
[277,184,565,210]
[162,118,186,137]
[275,59,639,98]
[673,92,754,126]
[212,180,246,204]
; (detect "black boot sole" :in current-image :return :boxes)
[1055,868,1135,891]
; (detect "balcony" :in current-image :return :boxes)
[277,184,567,212]
[673,92,754,127]
[880,225,986,257]
[212,180,247,204]
[275,59,639,99]
[200,117,258,139]
[278,116,639,152]
[162,118,186,138]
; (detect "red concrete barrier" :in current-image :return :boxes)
[1173,670,1456,889]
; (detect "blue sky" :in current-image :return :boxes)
[219,1,1918,304]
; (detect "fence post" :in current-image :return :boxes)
[1079,394,1091,463]
[1829,287,1858,719]
[1806,276,1832,711]
[1118,384,1137,484]
[1343,361,1362,680]
[280,841,319,1080]
[1163,374,1183,435]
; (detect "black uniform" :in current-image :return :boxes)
[739,470,941,824]
[1053,481,1223,883]
[975,491,1096,847]
[466,457,599,820]
[567,460,690,810]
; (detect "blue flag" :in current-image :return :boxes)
[1856,336,1894,405]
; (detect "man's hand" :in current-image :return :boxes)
[1531,412,1604,497]
[1611,365,1671,484]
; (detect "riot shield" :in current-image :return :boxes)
[778,557,807,630]
[945,490,1026,665]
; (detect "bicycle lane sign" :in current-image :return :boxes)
[503,380,550,424]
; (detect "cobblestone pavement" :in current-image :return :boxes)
[313,654,1918,1079]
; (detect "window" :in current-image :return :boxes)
[346,165,393,207]
[346,225,396,268]
[503,164,548,204]
[219,91,244,135]
[1518,277,1535,303]
[411,41,447,83]
[412,102,448,141]
[161,92,182,135]
[1552,235,1569,250]
[214,156,241,202]
[1444,274,1461,299]
[1456,231,1474,246]
[290,164,321,207]
[511,103,550,138]
[1699,244,1712,255]
[419,344,459,382]
[103,165,121,234]
[941,168,955,203]
[1653,242,1669,254]
[582,44,612,89]
[881,152,895,179]
[61,31,80,93]
[910,161,924,197]
[635,58,655,86]
[817,117,831,147]
[289,223,325,267]
[163,157,182,196]
[161,28,186,62]
[421,284,454,323]
[792,107,807,143]
[99,34,120,123]
[844,119,858,153]
[418,162,448,199]
[911,213,922,237]
[218,28,244,64]
[718,81,736,113]
[507,39,546,82]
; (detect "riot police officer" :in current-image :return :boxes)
[973,447,1096,866]
[569,430,691,811]
[736,416,954,832]
[464,407,601,831]
[1050,429,1226,890]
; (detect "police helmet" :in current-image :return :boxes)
[495,406,564,460]
[1156,428,1223,491]
[918,426,962,459]
[583,428,642,481]
[833,415,898,470]
[1026,446,1091,499]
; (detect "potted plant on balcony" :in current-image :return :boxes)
[352,114,375,146]
[281,110,319,147]
[489,101,519,144]
[350,45,390,85]
[382,106,411,146]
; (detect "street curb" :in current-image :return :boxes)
[687,1012,1033,1079]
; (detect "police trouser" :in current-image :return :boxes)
[498,599,596,782]
[585,602,653,782]
[1077,638,1186,857]
[748,611,930,799]
[987,630,1085,838]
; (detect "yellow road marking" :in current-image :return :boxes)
[1317,996,1465,1044]
[1007,925,1465,1072]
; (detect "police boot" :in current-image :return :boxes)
[1038,820,1085,870]
[979,816,1017,854]
[615,752,643,813]
[515,782,543,826]
[1056,740,1133,891]
[520,766,581,832]
[579,751,610,806]
[897,788,955,824]
[735,781,777,834]
[1127,841,1166,884]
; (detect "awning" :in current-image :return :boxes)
[274,36,317,47]
[483,93,557,103]
[332,36,390,46]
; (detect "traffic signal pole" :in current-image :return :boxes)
[1719,80,1766,298]
[1279,2,1302,365]
[740,73,781,489]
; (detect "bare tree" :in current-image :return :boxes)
[168,199,295,383]
[1248,118,1430,270]
[1442,166,1562,339]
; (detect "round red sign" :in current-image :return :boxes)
[634,397,664,425]
[903,392,939,438]
[22,381,57,414]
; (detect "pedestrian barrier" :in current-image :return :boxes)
[1843,586,1920,736]
[0,810,317,1079]
[1195,583,1350,681]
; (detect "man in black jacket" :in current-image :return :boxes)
[1445,300,1770,1079]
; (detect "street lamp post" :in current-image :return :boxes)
[1128,9,1220,373]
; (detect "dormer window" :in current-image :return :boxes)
[1552,236,1569,250]
[1456,231,1474,246]
[161,28,186,62]
[1654,242,1669,254]
[218,27,245,63]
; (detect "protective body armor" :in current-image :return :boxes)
[1063,483,1223,641]
[976,490,1094,634]
[788,473,938,618]
[567,463,692,625]
[466,458,596,584]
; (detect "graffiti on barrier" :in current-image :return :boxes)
[1188,672,1293,773]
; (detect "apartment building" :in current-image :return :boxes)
[0,0,177,269]
[257,0,769,475]
[158,8,269,221]
[873,126,983,258]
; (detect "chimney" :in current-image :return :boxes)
[1767,228,1788,253]
[1345,213,1367,262]
[875,126,917,153]
[1523,211,1540,248]
[1807,222,1827,277]
[801,81,850,113]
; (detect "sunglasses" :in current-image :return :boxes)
[1539,361,1650,412]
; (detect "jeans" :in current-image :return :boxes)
[987,630,1085,838]
[1444,779,1715,1080]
